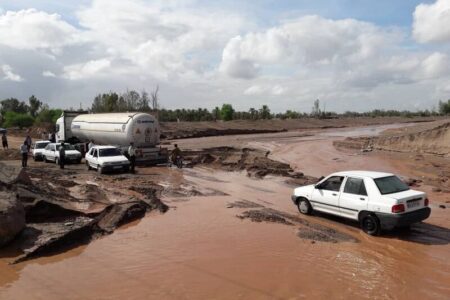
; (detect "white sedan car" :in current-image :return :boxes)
[32,140,50,161]
[42,143,82,164]
[85,145,130,174]
[291,171,431,235]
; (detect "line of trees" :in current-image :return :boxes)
[1,92,449,129]
[0,96,62,129]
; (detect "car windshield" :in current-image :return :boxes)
[56,144,76,150]
[374,176,410,195]
[35,142,49,149]
[99,148,122,157]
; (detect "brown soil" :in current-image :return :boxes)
[160,116,439,139]
[0,162,169,264]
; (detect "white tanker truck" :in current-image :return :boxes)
[55,111,168,164]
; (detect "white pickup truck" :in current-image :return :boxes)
[291,171,431,235]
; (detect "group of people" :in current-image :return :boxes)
[14,132,181,171]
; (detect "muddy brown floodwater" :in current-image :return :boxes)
[1,124,449,299]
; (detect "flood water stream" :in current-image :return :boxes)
[1,124,449,299]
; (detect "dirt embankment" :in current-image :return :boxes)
[334,121,450,193]
[161,116,438,139]
[335,121,450,156]
[0,163,168,264]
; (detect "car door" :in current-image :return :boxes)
[310,176,345,216]
[92,149,99,168]
[339,177,369,220]
[49,145,56,161]
[85,148,93,167]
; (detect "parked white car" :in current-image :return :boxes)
[42,143,82,164]
[85,145,130,174]
[291,171,431,235]
[32,140,50,161]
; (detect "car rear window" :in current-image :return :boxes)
[99,148,122,157]
[374,176,409,195]
[35,142,49,149]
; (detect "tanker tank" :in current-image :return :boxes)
[70,112,160,148]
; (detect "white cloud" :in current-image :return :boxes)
[244,84,287,96]
[42,70,56,77]
[220,15,396,79]
[420,52,450,78]
[63,58,111,80]
[76,0,247,79]
[0,9,80,51]
[1,64,23,82]
[413,0,450,43]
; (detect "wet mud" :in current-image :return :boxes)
[236,207,359,243]
[0,162,168,264]
[1,121,449,299]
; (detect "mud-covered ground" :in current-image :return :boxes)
[1,120,449,300]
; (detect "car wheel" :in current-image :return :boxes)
[361,214,381,236]
[297,197,312,215]
[86,161,91,171]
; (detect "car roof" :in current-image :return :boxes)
[93,145,118,150]
[331,170,394,179]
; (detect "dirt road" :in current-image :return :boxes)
[1,123,449,299]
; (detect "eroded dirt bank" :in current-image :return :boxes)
[1,122,449,299]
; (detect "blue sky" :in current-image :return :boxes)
[0,0,449,112]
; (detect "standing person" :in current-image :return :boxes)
[128,142,136,173]
[88,140,94,150]
[59,142,66,169]
[25,135,32,152]
[20,141,28,168]
[1,133,8,150]
[171,144,182,168]
[41,131,47,140]
[50,132,56,143]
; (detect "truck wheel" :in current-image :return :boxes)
[297,197,312,215]
[361,214,381,236]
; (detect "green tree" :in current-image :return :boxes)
[0,98,29,116]
[3,111,35,129]
[35,108,62,124]
[259,105,271,119]
[28,95,43,117]
[439,100,450,115]
[220,103,234,121]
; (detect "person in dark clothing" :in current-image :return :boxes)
[128,142,136,173]
[59,142,66,169]
[25,135,32,152]
[20,141,28,167]
[50,132,56,143]
[2,133,8,149]
[171,144,182,168]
